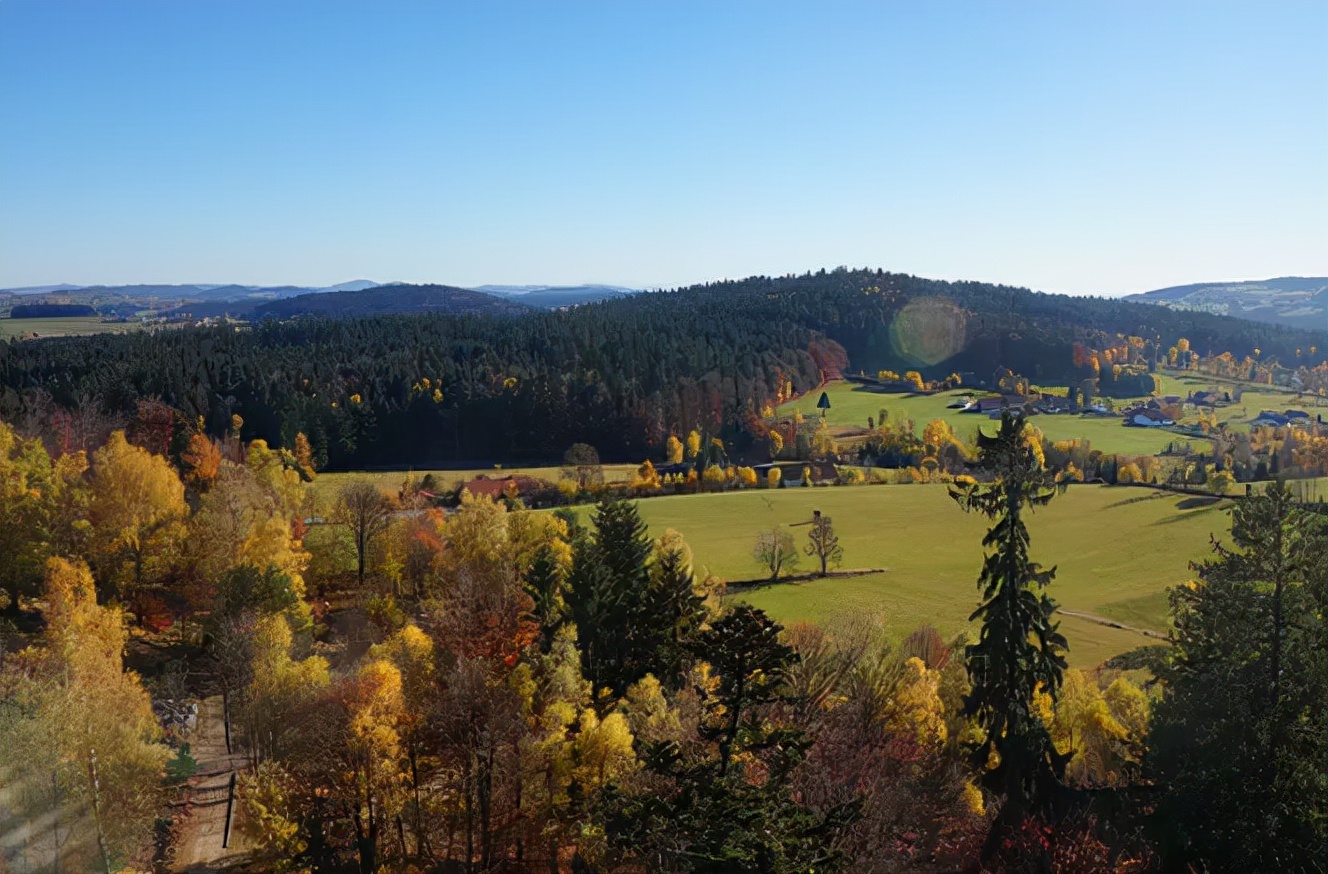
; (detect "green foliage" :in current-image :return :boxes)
[950,411,1069,851]
[5,269,1320,469]
[567,500,703,696]
[601,605,857,873]
[1147,484,1328,873]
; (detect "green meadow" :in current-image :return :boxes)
[778,381,1195,456]
[0,316,135,340]
[562,483,1227,669]
[311,465,639,507]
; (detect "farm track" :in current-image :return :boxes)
[169,696,252,873]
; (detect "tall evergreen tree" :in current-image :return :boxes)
[601,605,856,873]
[950,411,1068,860]
[566,500,654,697]
[1148,484,1328,873]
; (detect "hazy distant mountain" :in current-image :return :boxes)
[1125,277,1328,330]
[1,281,384,302]
[0,280,636,311]
[474,284,638,308]
[253,284,529,319]
[1,283,84,295]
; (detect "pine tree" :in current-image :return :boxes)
[566,500,653,697]
[1148,483,1328,873]
[950,411,1068,860]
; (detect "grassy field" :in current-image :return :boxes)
[0,316,138,339]
[561,483,1229,668]
[778,381,1197,456]
[1154,372,1328,428]
[311,465,639,506]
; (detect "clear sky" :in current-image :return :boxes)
[1,1,1325,295]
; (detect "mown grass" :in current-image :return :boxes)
[1153,372,1328,428]
[778,381,1193,456]
[561,483,1228,668]
[311,465,639,507]
[0,316,137,339]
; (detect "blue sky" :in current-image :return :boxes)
[1,1,1325,295]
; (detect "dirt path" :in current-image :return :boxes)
[1058,609,1168,642]
[169,695,253,872]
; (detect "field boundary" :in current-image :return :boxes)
[728,567,888,591]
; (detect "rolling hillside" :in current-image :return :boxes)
[1125,276,1328,329]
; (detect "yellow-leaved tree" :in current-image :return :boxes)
[88,430,188,606]
[0,558,169,872]
[665,434,684,464]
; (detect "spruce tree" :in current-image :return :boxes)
[950,411,1068,858]
[1148,483,1328,872]
[566,500,654,697]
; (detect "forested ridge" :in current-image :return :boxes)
[2,268,1323,468]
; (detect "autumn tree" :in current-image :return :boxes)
[0,558,169,872]
[186,445,310,609]
[563,442,604,490]
[292,431,318,480]
[181,431,222,490]
[752,526,799,581]
[950,411,1069,862]
[804,512,843,577]
[0,422,87,615]
[603,606,855,872]
[665,433,684,464]
[335,480,395,588]
[87,430,188,607]
[685,429,702,461]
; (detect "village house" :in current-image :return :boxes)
[1125,408,1174,428]
[459,474,554,506]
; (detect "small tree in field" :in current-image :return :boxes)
[803,512,843,577]
[752,528,799,581]
[335,481,394,588]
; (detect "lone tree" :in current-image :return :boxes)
[752,527,799,581]
[803,511,843,577]
[950,411,1068,862]
[563,442,604,491]
[334,481,394,587]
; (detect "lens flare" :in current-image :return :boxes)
[888,298,967,367]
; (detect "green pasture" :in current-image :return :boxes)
[311,465,639,507]
[1154,373,1327,428]
[0,316,135,340]
[778,381,1197,457]
[562,483,1229,669]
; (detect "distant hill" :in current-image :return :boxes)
[10,303,98,318]
[1125,277,1328,330]
[0,280,385,302]
[253,284,529,319]
[0,280,636,313]
[474,284,638,308]
[3,267,1324,469]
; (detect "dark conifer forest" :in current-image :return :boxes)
[2,269,1324,468]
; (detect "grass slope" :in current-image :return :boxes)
[780,382,1193,456]
[0,316,136,339]
[312,465,639,506]
[567,484,1225,668]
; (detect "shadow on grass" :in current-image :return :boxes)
[1152,498,1231,524]
[728,567,888,592]
[1103,491,1168,510]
